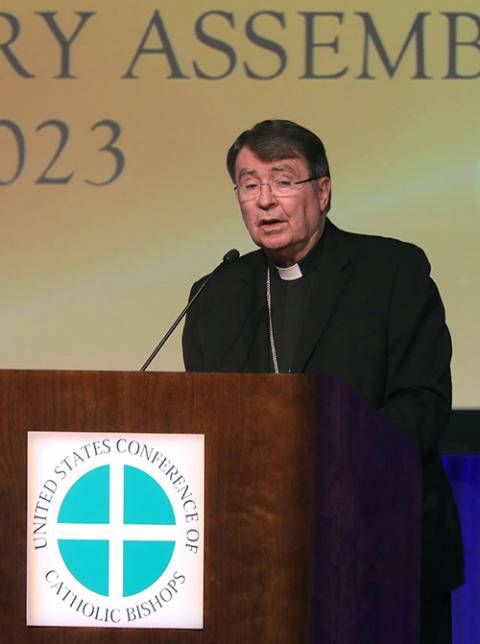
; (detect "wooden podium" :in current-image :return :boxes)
[0,370,420,643]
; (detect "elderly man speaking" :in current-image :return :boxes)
[182,119,463,644]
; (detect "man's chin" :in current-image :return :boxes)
[259,241,299,266]
[257,233,291,252]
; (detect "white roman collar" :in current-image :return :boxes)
[276,264,303,281]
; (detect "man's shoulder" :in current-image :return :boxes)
[234,247,265,269]
[191,248,264,292]
[330,220,429,267]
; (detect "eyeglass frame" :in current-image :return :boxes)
[234,176,322,202]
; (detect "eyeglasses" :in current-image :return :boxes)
[234,176,321,202]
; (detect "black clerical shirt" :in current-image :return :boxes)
[269,235,325,373]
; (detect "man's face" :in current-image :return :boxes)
[234,146,331,267]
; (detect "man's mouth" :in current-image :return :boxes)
[259,218,286,227]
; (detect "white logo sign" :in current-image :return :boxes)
[27,432,204,629]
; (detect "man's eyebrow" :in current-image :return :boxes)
[237,163,297,179]
[237,168,258,179]
[271,163,296,173]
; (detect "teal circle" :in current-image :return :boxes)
[57,464,176,597]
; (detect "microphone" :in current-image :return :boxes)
[222,248,240,264]
[140,249,240,371]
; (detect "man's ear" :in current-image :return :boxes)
[316,177,331,212]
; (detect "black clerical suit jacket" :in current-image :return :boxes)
[182,219,464,595]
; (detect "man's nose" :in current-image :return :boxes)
[257,182,277,208]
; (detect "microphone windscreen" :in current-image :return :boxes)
[223,249,240,264]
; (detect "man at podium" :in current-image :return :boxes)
[182,119,463,644]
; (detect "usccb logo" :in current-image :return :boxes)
[27,432,204,629]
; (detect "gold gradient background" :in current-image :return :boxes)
[1,1,479,406]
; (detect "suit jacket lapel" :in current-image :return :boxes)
[237,258,270,372]
[210,252,270,372]
[291,220,350,372]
